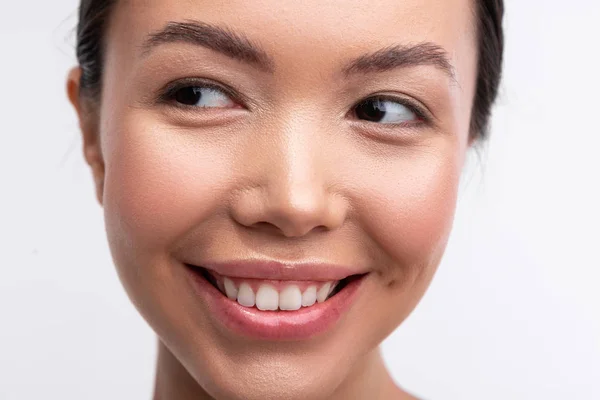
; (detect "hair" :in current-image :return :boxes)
[75,0,504,139]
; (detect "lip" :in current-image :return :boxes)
[184,262,367,341]
[199,260,363,281]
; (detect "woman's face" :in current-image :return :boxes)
[73,0,477,398]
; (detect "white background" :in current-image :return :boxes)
[1,1,599,399]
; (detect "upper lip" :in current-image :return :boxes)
[188,259,366,281]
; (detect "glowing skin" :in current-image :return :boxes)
[67,0,478,399]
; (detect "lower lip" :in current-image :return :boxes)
[186,266,366,341]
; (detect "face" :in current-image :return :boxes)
[70,0,477,398]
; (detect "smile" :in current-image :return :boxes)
[184,261,368,340]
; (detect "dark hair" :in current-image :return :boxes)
[76,0,504,139]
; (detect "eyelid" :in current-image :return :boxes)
[157,77,248,109]
[353,94,431,124]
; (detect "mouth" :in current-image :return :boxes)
[184,263,368,340]
[192,265,364,311]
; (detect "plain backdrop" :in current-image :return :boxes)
[1,1,599,399]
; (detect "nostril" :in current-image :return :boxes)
[253,221,280,233]
[313,225,328,233]
[251,221,323,237]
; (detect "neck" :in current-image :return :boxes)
[152,339,416,400]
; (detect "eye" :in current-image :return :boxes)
[170,85,237,108]
[353,97,420,124]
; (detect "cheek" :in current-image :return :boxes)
[357,142,463,284]
[101,116,235,260]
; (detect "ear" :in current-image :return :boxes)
[67,67,105,206]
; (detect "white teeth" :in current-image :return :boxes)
[230,279,339,309]
[279,285,302,311]
[223,277,238,300]
[301,286,317,307]
[316,282,332,303]
[237,283,255,307]
[255,285,279,311]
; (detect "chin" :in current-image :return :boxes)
[191,355,351,400]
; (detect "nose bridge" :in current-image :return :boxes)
[264,116,331,235]
[232,114,346,237]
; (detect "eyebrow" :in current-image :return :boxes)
[141,20,275,72]
[342,43,456,81]
[142,21,455,80]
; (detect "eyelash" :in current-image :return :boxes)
[158,78,244,108]
[157,79,431,126]
[349,95,430,125]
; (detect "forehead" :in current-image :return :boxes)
[108,0,477,73]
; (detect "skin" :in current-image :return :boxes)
[67,0,478,399]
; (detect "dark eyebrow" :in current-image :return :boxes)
[141,20,275,72]
[142,23,454,81]
[343,42,456,81]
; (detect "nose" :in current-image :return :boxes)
[229,119,348,238]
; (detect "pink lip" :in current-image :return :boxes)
[200,260,363,281]
[184,263,367,341]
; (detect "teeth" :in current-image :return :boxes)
[223,278,340,310]
[329,281,339,296]
[316,282,332,303]
[301,286,317,307]
[279,285,302,311]
[223,277,238,300]
[255,285,279,311]
[237,283,255,307]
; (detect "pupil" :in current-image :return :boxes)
[355,99,386,122]
[175,87,201,105]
